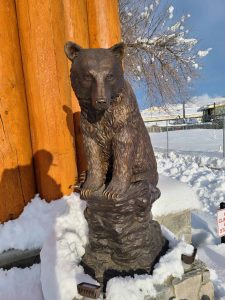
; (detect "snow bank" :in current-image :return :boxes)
[0,264,42,300]
[0,195,70,253]
[157,151,225,299]
[152,175,201,217]
[156,151,225,216]
[40,194,99,300]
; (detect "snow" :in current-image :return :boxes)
[150,129,224,157]
[0,195,70,253]
[168,5,174,19]
[137,65,141,72]
[198,244,225,297]
[40,194,99,300]
[156,151,225,299]
[152,175,201,217]
[0,265,42,300]
[198,48,212,57]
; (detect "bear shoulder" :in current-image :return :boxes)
[111,81,140,130]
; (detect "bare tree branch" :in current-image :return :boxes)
[119,0,211,106]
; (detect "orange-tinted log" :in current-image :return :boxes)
[15,0,77,200]
[87,0,121,48]
[63,0,89,175]
[0,0,36,222]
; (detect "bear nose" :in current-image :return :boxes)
[97,98,106,104]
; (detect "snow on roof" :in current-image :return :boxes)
[198,98,225,111]
[141,95,225,120]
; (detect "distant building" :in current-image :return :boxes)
[198,99,225,122]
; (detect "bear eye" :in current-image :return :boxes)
[84,74,93,81]
[106,74,114,81]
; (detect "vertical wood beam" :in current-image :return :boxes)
[0,0,36,222]
[63,0,89,175]
[15,0,77,201]
[87,0,121,48]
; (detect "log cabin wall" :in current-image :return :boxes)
[15,0,78,202]
[87,0,121,48]
[0,0,36,222]
[0,0,121,223]
[63,0,90,175]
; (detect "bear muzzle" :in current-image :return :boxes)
[93,97,109,111]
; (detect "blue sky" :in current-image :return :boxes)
[137,0,225,109]
[172,0,225,97]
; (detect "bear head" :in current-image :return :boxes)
[64,42,125,112]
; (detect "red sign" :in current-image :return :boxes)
[217,208,225,237]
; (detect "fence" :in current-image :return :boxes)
[145,115,225,158]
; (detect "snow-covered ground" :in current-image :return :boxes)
[151,128,224,158]
[1,149,225,299]
[156,151,225,299]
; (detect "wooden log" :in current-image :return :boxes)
[63,0,89,175]
[15,0,77,201]
[86,0,121,48]
[0,0,36,222]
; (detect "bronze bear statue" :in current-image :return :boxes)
[65,42,159,200]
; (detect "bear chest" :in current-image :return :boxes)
[81,113,114,146]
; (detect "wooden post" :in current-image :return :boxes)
[0,0,36,222]
[15,0,77,201]
[86,0,121,48]
[63,0,89,175]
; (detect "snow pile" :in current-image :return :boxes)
[198,244,225,298]
[0,195,72,253]
[156,151,225,216]
[0,265,42,300]
[153,174,201,217]
[156,151,225,299]
[40,194,99,300]
[106,227,193,300]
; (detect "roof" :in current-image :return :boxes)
[198,99,225,111]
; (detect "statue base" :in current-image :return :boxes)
[81,181,167,289]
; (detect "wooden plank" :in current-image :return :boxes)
[15,0,77,201]
[63,0,89,175]
[87,0,121,48]
[0,0,36,222]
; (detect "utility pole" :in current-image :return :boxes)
[183,101,186,119]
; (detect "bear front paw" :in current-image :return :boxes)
[80,176,104,199]
[103,179,129,200]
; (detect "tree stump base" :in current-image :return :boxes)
[81,181,167,289]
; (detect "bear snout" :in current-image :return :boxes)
[92,97,109,111]
[96,98,107,104]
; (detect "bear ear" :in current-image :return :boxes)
[64,41,82,61]
[110,42,125,59]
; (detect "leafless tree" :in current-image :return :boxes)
[119,0,211,106]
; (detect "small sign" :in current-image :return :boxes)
[217,208,225,237]
[77,282,101,299]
